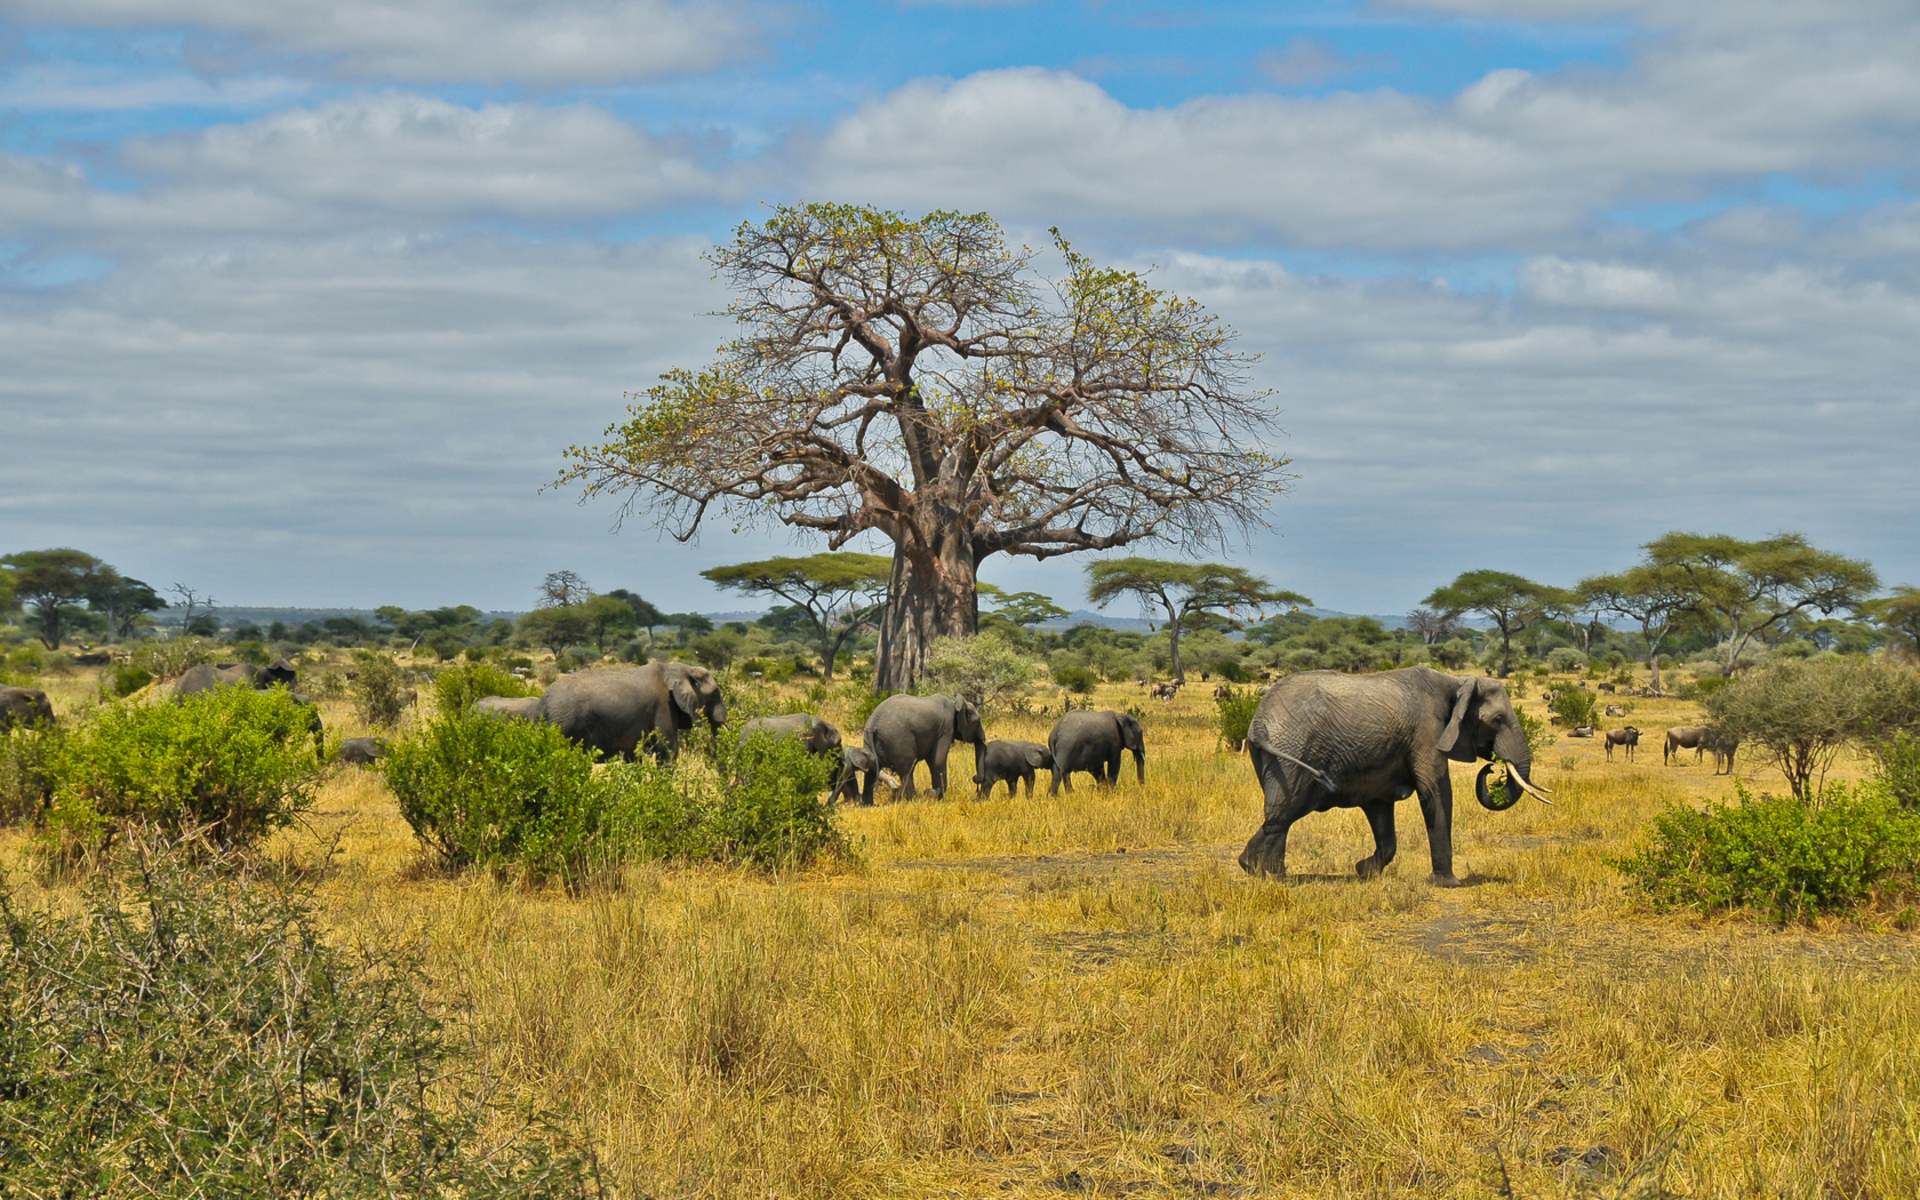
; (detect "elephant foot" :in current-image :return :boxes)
[1431,871,1464,888]
[1354,857,1383,880]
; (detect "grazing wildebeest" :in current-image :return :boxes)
[1150,682,1180,701]
[1603,726,1639,761]
[1665,726,1711,765]
[1568,725,1596,738]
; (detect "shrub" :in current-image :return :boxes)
[431,659,540,716]
[130,637,217,683]
[1210,658,1255,684]
[1052,663,1099,694]
[1547,647,1584,673]
[1877,732,1920,810]
[0,724,63,826]
[0,846,595,1195]
[1216,689,1261,752]
[925,632,1034,712]
[100,661,152,698]
[1516,706,1555,760]
[1611,785,1920,922]
[1550,685,1600,728]
[690,630,743,670]
[1707,657,1920,798]
[384,710,616,879]
[39,688,323,853]
[1431,639,1474,670]
[350,650,411,729]
[698,731,843,868]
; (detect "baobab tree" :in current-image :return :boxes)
[558,205,1291,690]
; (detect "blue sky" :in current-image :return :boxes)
[3,0,1917,615]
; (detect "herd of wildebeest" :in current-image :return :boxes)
[0,657,1738,881]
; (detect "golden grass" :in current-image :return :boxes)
[8,666,1919,1197]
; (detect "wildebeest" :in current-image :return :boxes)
[1603,726,1640,761]
[0,686,55,731]
[1597,682,1617,693]
[1708,729,1738,775]
[1214,684,1233,701]
[1665,726,1711,765]
[1604,704,1626,718]
[1150,682,1180,700]
[1568,725,1596,738]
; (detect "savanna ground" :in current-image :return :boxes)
[8,665,1918,1199]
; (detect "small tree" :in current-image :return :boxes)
[90,575,166,640]
[1648,532,1878,678]
[1706,657,1920,798]
[925,632,1036,712]
[1424,570,1559,679]
[700,553,890,678]
[1868,586,1920,661]
[516,606,591,657]
[1,550,116,649]
[604,588,667,649]
[579,594,638,652]
[537,570,591,608]
[1579,564,1697,694]
[1087,558,1308,683]
[558,205,1293,692]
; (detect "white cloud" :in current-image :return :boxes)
[1254,37,1363,88]
[0,0,757,85]
[0,64,309,110]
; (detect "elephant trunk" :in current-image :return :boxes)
[1134,744,1146,785]
[1474,764,1522,811]
[1475,723,1550,809]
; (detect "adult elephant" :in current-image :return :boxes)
[0,686,54,731]
[1047,711,1146,794]
[475,695,544,722]
[538,662,727,762]
[739,713,843,755]
[860,694,986,804]
[174,659,298,698]
[1237,667,1550,885]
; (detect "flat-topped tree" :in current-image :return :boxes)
[1578,564,1697,693]
[1867,586,1920,660]
[1087,558,1309,683]
[1647,532,1878,677]
[700,552,890,678]
[559,204,1291,691]
[1424,570,1561,679]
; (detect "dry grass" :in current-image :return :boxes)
[7,665,1919,1197]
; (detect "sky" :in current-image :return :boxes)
[2,0,1917,617]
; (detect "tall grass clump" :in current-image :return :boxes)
[432,659,541,715]
[0,845,597,1196]
[38,688,324,854]
[1611,784,1920,922]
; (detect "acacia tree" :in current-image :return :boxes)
[1,549,117,649]
[1648,532,1878,677]
[1424,570,1559,678]
[1404,607,1461,645]
[559,205,1291,691]
[699,552,891,678]
[984,587,1070,627]
[1867,586,1920,661]
[1578,564,1695,693]
[1086,558,1308,683]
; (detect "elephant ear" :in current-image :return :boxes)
[1026,745,1052,769]
[1437,677,1481,761]
[1119,713,1144,749]
[666,666,701,718]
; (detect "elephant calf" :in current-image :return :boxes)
[835,745,877,802]
[340,736,388,766]
[974,740,1054,800]
[739,713,843,756]
[1047,711,1146,794]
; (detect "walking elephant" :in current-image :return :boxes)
[1047,711,1146,794]
[1237,667,1550,885]
[974,740,1054,799]
[739,713,844,755]
[860,694,986,804]
[835,745,878,802]
[539,662,727,762]
[0,686,54,731]
[475,695,543,722]
[174,659,298,697]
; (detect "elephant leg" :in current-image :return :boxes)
[1417,774,1458,885]
[1238,749,1305,877]
[1020,769,1033,799]
[1104,750,1121,786]
[1356,801,1397,878]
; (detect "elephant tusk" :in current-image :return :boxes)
[1511,771,1554,805]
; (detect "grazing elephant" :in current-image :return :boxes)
[1665,726,1710,765]
[739,713,844,756]
[340,736,388,765]
[174,659,298,697]
[1708,729,1738,775]
[539,662,727,762]
[974,740,1054,799]
[1237,667,1550,885]
[1048,711,1146,794]
[860,694,986,804]
[475,695,544,722]
[1603,726,1640,761]
[0,686,54,731]
[835,745,877,802]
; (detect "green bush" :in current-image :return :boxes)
[1550,685,1600,728]
[431,659,540,716]
[1611,785,1920,922]
[99,661,153,698]
[925,632,1034,712]
[130,637,217,683]
[1052,663,1099,694]
[700,730,844,868]
[1546,647,1584,673]
[350,650,411,729]
[1210,658,1255,684]
[1877,733,1920,810]
[1516,706,1555,760]
[0,846,595,1196]
[0,724,63,825]
[39,688,324,852]
[1216,688,1262,751]
[384,710,617,879]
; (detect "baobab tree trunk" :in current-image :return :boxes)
[874,529,979,693]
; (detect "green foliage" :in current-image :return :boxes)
[1215,688,1262,751]
[130,637,217,683]
[1706,656,1920,798]
[0,847,596,1195]
[38,688,323,852]
[1875,733,1920,810]
[925,632,1035,712]
[1052,662,1099,694]
[1611,785,1920,922]
[0,724,63,825]
[1516,706,1555,760]
[518,605,592,655]
[848,688,894,731]
[1431,639,1474,670]
[1550,685,1601,728]
[432,659,540,716]
[350,651,411,729]
[984,587,1071,627]
[99,661,153,698]
[385,711,845,877]
[690,629,743,670]
[1210,657,1256,683]
[1546,647,1585,673]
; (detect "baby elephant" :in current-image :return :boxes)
[340,736,389,766]
[1603,726,1640,761]
[835,745,877,803]
[974,740,1054,800]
